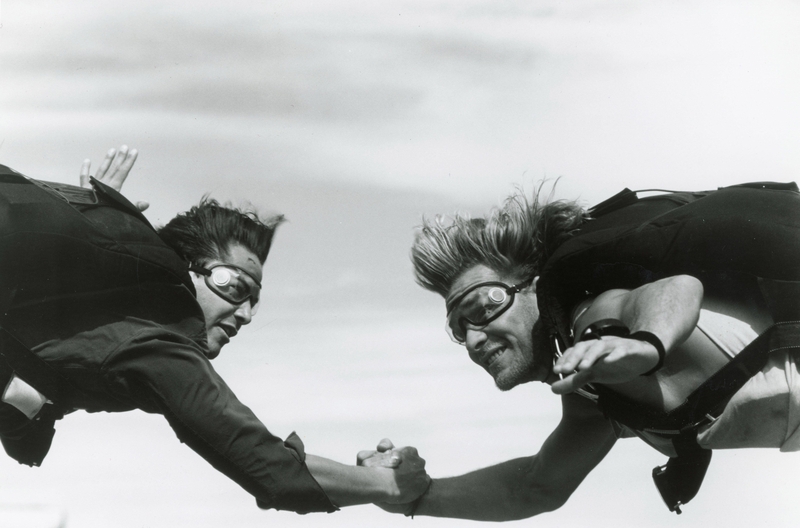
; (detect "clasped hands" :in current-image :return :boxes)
[357,438,430,514]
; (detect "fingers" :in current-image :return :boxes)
[135,201,150,212]
[553,340,611,374]
[107,146,138,189]
[551,369,593,395]
[376,454,401,468]
[377,438,395,453]
[357,450,400,468]
[94,148,117,181]
[80,159,91,188]
[108,145,128,177]
[395,446,423,468]
[576,344,607,371]
[86,145,140,193]
[356,450,376,466]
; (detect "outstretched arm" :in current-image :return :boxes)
[112,340,429,513]
[363,394,616,521]
[552,275,704,394]
[306,446,429,507]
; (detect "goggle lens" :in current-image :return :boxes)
[203,265,261,311]
[446,284,512,343]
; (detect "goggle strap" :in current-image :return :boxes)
[188,264,211,277]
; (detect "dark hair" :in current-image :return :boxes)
[158,197,285,266]
[411,183,586,297]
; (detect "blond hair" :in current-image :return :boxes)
[411,184,586,296]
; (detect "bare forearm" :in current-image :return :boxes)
[413,457,564,521]
[623,275,703,351]
[386,398,615,521]
[305,454,396,507]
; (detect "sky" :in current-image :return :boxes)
[1,1,800,527]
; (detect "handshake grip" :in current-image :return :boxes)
[356,438,432,512]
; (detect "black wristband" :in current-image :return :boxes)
[579,318,630,342]
[628,331,666,376]
[405,479,433,519]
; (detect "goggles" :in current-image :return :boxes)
[445,278,534,344]
[190,263,262,314]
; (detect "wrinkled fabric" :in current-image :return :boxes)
[0,168,335,513]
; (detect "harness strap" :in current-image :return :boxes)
[594,322,800,433]
[576,322,800,513]
[652,432,712,514]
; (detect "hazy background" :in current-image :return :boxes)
[1,1,800,527]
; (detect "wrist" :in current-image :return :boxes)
[405,478,433,518]
[628,330,666,375]
[373,467,403,503]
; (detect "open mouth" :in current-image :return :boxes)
[483,347,505,368]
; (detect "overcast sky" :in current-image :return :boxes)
[1,1,800,528]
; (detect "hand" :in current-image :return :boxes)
[551,336,660,395]
[80,145,149,212]
[357,438,401,468]
[357,438,430,506]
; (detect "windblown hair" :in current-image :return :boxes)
[158,197,285,266]
[411,183,587,297]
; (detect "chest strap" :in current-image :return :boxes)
[594,322,800,434]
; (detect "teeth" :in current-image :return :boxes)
[486,349,503,364]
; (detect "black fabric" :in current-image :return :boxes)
[652,432,712,514]
[539,182,800,354]
[539,182,800,431]
[538,182,800,512]
[0,166,336,513]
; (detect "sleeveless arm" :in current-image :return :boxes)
[406,394,616,521]
[552,275,703,393]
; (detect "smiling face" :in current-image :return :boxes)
[191,243,264,359]
[446,264,551,390]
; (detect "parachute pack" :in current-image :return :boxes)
[0,165,202,466]
[537,181,800,513]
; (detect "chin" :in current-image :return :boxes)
[205,342,222,360]
[493,365,533,391]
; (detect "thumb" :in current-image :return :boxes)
[551,370,592,395]
[377,438,395,452]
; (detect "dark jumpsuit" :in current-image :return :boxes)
[0,165,335,514]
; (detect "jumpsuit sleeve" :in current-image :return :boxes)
[102,331,338,514]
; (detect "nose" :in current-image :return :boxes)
[234,301,253,326]
[464,327,487,362]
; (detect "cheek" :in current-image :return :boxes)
[193,280,232,327]
[467,348,482,365]
[501,313,535,351]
